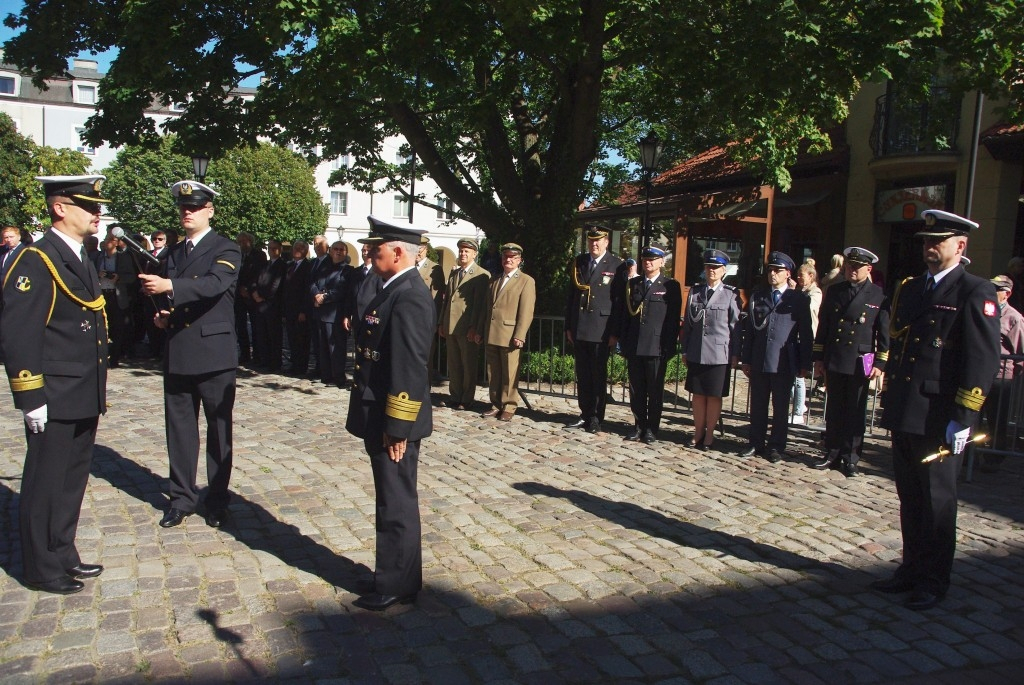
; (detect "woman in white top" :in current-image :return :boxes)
[791,262,822,423]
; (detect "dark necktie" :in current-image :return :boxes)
[925,276,935,292]
[588,259,597,279]
[79,245,87,262]
[772,289,781,305]
[185,240,194,258]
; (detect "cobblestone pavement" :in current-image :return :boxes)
[1,360,1022,684]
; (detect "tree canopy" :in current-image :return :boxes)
[102,138,328,245]
[5,0,1022,306]
[0,112,92,228]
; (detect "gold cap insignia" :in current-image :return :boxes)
[180,182,193,196]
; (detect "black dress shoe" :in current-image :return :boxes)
[159,508,193,528]
[27,577,84,594]
[767,449,784,463]
[625,429,643,442]
[565,418,587,429]
[641,429,656,445]
[905,590,942,610]
[204,509,227,528]
[586,418,602,434]
[812,453,840,470]
[841,462,859,478]
[870,576,915,594]
[353,592,416,611]
[66,563,103,579]
[738,445,759,458]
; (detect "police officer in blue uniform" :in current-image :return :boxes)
[346,216,435,611]
[565,225,627,433]
[739,251,813,462]
[140,180,241,529]
[811,246,890,477]
[617,244,682,444]
[874,210,1001,610]
[2,175,110,593]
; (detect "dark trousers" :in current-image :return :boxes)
[143,297,166,358]
[165,369,236,513]
[234,300,254,361]
[253,307,283,369]
[102,293,126,364]
[316,318,347,384]
[365,435,422,597]
[574,340,610,422]
[20,417,98,583]
[891,431,960,596]
[284,313,310,374]
[823,369,871,465]
[627,354,667,432]
[748,370,796,451]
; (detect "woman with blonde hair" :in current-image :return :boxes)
[820,253,844,290]
[791,261,822,424]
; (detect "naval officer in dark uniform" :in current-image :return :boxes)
[140,180,241,530]
[616,244,681,444]
[2,175,110,593]
[565,225,626,433]
[739,251,813,462]
[875,210,1000,610]
[346,216,435,611]
[811,246,890,477]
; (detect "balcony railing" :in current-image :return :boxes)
[871,86,961,158]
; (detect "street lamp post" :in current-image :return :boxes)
[637,131,663,260]
[191,154,210,184]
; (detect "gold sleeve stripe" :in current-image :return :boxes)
[876,351,889,360]
[955,387,986,411]
[216,260,237,270]
[812,343,823,352]
[385,392,422,422]
[11,371,43,392]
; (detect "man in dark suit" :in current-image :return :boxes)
[0,225,25,361]
[565,225,627,433]
[811,246,890,477]
[141,230,171,358]
[310,241,351,385]
[251,239,286,371]
[139,180,241,530]
[2,175,110,594]
[282,240,312,376]
[875,210,1000,610]
[346,216,435,611]
[234,231,266,365]
[616,244,682,444]
[739,251,813,462]
[344,243,383,332]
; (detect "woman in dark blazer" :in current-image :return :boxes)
[679,250,743,449]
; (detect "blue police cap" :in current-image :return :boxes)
[641,244,667,259]
[703,249,729,266]
[766,251,795,271]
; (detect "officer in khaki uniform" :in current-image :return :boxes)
[438,238,490,409]
[2,175,110,594]
[811,246,890,477]
[875,209,1000,610]
[482,243,536,421]
[346,216,435,611]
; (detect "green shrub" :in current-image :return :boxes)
[520,347,686,384]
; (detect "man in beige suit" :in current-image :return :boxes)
[482,243,536,422]
[439,238,490,410]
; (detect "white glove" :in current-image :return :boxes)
[945,420,970,454]
[24,405,47,433]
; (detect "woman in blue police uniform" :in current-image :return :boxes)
[617,244,681,444]
[140,181,241,530]
[739,251,813,462]
[679,249,742,450]
[346,216,435,611]
[875,210,1000,610]
[2,175,110,594]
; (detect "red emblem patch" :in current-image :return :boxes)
[983,300,997,317]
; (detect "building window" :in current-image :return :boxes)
[393,194,410,218]
[75,84,97,105]
[330,191,348,215]
[0,76,15,96]
[436,195,453,220]
[331,154,350,170]
[75,128,95,155]
[727,241,740,252]
[170,101,186,112]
